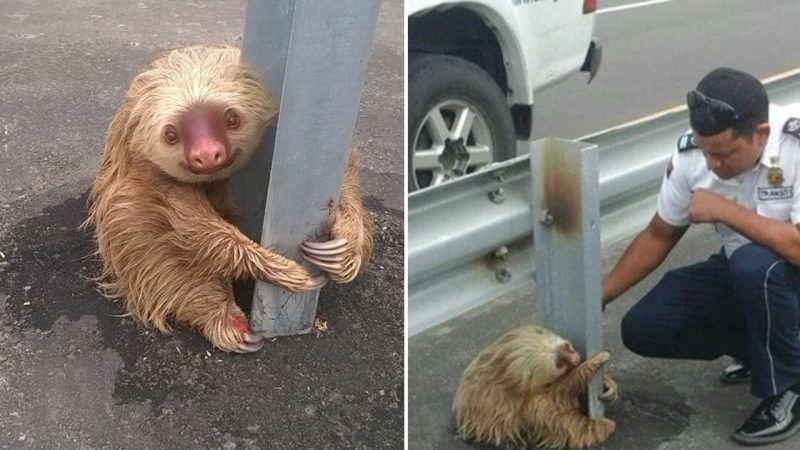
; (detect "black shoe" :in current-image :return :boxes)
[721,360,752,385]
[732,390,800,445]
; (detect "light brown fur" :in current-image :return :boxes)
[453,325,618,449]
[328,149,373,283]
[84,45,372,352]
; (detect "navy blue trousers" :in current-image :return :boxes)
[621,244,800,398]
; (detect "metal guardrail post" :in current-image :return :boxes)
[234,0,381,337]
[530,138,604,418]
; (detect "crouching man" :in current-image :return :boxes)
[602,67,800,445]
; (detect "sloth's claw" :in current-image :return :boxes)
[302,255,344,272]
[301,239,348,256]
[233,330,265,353]
[302,238,348,273]
[236,337,265,353]
[600,374,619,403]
[302,238,348,250]
[243,332,263,344]
[227,316,265,353]
[305,273,328,290]
[302,253,344,264]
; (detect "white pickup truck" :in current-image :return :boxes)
[408,0,601,191]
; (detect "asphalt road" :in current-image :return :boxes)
[533,0,800,140]
[0,1,403,449]
[410,226,800,450]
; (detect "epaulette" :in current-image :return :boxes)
[677,132,698,152]
[783,117,800,138]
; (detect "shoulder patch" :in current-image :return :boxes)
[783,117,800,138]
[677,133,698,152]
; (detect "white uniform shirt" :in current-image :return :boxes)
[657,104,800,256]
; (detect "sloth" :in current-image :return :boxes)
[453,325,618,449]
[85,45,372,353]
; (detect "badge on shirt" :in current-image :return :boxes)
[760,156,792,200]
[768,166,784,187]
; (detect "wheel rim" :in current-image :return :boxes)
[411,99,494,190]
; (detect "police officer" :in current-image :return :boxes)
[602,67,800,445]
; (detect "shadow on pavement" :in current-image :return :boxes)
[0,190,403,449]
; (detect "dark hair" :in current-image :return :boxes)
[689,67,768,138]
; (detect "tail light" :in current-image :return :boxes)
[583,0,597,14]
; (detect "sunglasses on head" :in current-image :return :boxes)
[686,89,741,125]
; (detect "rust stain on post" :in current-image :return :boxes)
[542,144,581,235]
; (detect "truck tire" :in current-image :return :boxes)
[408,53,516,191]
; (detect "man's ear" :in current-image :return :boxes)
[754,122,770,148]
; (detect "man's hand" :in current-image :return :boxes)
[688,188,732,223]
[688,188,800,266]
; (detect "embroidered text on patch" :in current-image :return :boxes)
[758,186,793,201]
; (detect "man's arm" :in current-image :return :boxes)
[690,189,800,265]
[602,213,688,305]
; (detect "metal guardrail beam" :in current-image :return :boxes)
[408,69,800,337]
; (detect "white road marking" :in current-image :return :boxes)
[598,0,674,15]
[762,66,800,84]
[578,66,800,141]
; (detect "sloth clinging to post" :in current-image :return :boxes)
[85,45,373,353]
[453,325,618,449]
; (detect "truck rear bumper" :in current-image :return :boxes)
[580,37,602,84]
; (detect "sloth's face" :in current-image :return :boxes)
[128,46,276,183]
[148,102,262,183]
[513,326,582,386]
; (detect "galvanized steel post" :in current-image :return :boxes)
[233,0,380,337]
[530,138,605,418]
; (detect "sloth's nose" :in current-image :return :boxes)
[188,138,226,173]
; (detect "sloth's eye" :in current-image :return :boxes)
[164,126,180,145]
[225,110,240,130]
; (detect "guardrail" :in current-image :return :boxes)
[408,69,800,337]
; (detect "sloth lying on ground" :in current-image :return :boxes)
[453,325,618,449]
[85,45,372,353]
